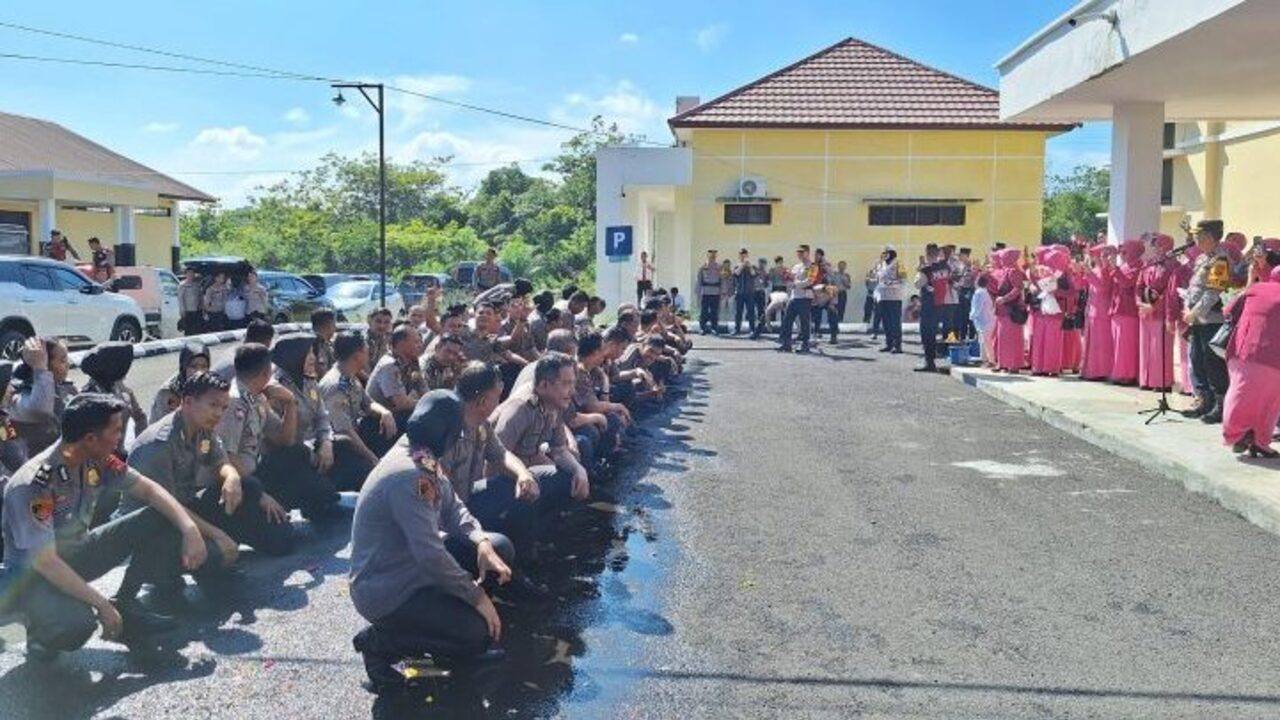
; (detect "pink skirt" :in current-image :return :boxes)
[1030,314,1064,375]
[1110,315,1139,383]
[1081,314,1113,380]
[1061,329,1082,373]
[995,315,1025,372]
[1138,316,1174,389]
[1224,358,1280,452]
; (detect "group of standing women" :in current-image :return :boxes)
[982,228,1280,459]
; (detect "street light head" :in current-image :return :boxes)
[332,90,346,107]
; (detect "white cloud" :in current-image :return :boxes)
[552,81,663,139]
[695,23,728,53]
[385,74,472,130]
[619,32,640,45]
[282,107,310,126]
[143,121,179,133]
[190,126,267,160]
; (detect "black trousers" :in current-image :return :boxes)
[733,293,757,334]
[1190,323,1229,407]
[636,280,652,305]
[11,507,180,651]
[204,312,228,332]
[699,294,720,333]
[957,289,975,340]
[181,311,203,336]
[779,298,812,350]
[355,532,514,662]
[190,474,294,556]
[863,294,877,324]
[259,444,339,519]
[921,304,940,367]
[879,300,903,351]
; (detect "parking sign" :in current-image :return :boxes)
[604,226,633,258]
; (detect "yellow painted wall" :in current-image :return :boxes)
[1167,121,1280,237]
[677,127,1051,307]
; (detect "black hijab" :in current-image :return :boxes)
[0,361,14,400]
[405,390,463,458]
[167,342,211,393]
[271,334,314,389]
[80,342,134,389]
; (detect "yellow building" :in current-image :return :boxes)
[0,111,213,269]
[1161,121,1280,238]
[595,38,1073,312]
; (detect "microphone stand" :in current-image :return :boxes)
[1136,248,1186,425]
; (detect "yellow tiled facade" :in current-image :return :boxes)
[1162,121,1280,238]
[669,127,1052,286]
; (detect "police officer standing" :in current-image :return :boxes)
[243,270,270,324]
[1,394,206,660]
[202,271,232,332]
[179,267,204,336]
[349,391,513,692]
[696,249,722,335]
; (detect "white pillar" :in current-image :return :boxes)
[1107,102,1164,243]
[170,202,181,271]
[37,198,56,253]
[115,204,135,245]
[594,154,627,310]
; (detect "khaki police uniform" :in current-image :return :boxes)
[179,278,203,335]
[209,381,294,555]
[258,371,338,518]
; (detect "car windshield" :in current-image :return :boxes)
[331,281,374,299]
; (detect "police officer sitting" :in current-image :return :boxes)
[126,371,242,602]
[319,333,397,491]
[211,344,295,556]
[150,342,212,426]
[258,336,341,521]
[349,390,513,692]
[367,324,426,432]
[9,338,78,456]
[1,394,207,660]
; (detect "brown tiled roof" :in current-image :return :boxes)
[0,111,215,202]
[670,37,1075,132]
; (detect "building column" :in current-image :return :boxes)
[1201,121,1225,220]
[115,204,136,266]
[36,198,56,254]
[594,153,626,310]
[170,202,181,271]
[1107,102,1165,243]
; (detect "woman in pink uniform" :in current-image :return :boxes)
[1222,258,1280,459]
[1029,247,1068,376]
[992,248,1028,373]
[1080,244,1116,380]
[1059,254,1085,373]
[1136,234,1177,390]
[1108,239,1143,385]
[1170,246,1200,395]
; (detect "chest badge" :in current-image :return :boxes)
[86,467,101,487]
[31,496,54,524]
[309,388,319,402]
[199,438,212,455]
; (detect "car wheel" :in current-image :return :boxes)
[111,317,143,344]
[0,329,29,361]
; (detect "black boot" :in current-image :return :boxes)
[116,599,177,641]
[1200,402,1224,425]
[354,627,404,694]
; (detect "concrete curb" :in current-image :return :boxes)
[950,366,1280,538]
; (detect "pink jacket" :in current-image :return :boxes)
[1226,282,1280,369]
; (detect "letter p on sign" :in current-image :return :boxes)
[605,226,633,259]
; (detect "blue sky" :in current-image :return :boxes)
[0,1,1110,206]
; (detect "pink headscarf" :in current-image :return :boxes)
[1045,248,1072,274]
[1271,266,1280,283]
[998,248,1023,268]
[1152,234,1175,254]
[1120,239,1145,265]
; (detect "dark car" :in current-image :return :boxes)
[258,270,337,322]
[397,272,455,308]
[450,261,511,290]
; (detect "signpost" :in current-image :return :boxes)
[605,225,633,261]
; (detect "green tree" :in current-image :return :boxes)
[1043,165,1110,242]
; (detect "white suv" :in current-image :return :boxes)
[0,256,146,359]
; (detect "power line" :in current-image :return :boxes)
[0,20,665,144]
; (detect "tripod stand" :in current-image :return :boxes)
[1136,253,1181,425]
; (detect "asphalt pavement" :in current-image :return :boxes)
[2,331,1279,718]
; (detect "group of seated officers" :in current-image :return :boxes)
[0,280,691,693]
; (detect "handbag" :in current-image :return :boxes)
[1209,295,1245,359]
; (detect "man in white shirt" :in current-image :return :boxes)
[635,251,655,305]
[777,244,816,354]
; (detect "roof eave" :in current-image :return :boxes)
[668,120,1081,132]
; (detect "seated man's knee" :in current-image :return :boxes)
[484,532,515,566]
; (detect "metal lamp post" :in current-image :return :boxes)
[332,82,387,306]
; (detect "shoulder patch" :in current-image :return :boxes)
[31,495,54,524]
[33,464,52,486]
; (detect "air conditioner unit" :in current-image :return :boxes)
[737,177,767,199]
